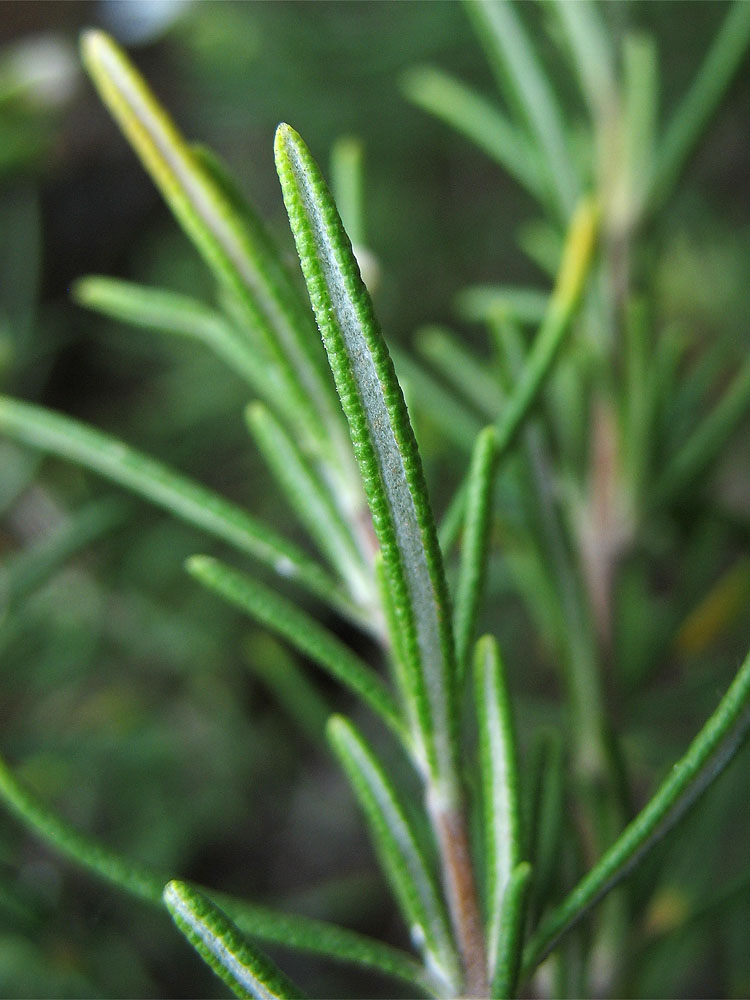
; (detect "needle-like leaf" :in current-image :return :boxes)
[463,0,580,222]
[327,715,460,993]
[0,395,362,626]
[73,277,268,391]
[522,645,750,977]
[401,66,546,202]
[164,881,306,1000]
[453,434,499,676]
[495,198,598,460]
[549,0,616,122]
[187,555,403,742]
[80,31,342,466]
[649,1,750,210]
[490,862,532,1000]
[245,402,373,608]
[275,123,459,800]
[0,749,433,995]
[473,636,522,980]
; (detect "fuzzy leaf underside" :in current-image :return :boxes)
[274,123,459,799]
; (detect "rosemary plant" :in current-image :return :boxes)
[1,4,750,997]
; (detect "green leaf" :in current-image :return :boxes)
[0,748,436,996]
[453,434,499,675]
[495,198,598,460]
[491,862,532,1000]
[622,33,659,222]
[327,715,460,993]
[245,402,374,610]
[549,0,616,122]
[400,66,546,202]
[275,123,459,801]
[473,636,522,981]
[440,200,598,558]
[0,751,164,905]
[463,0,580,222]
[0,395,362,626]
[164,881,306,1000]
[187,555,404,742]
[649,1,750,209]
[522,646,750,977]
[79,31,343,467]
[73,276,268,391]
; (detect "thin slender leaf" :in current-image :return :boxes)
[400,66,546,201]
[491,862,532,1000]
[454,433,498,675]
[0,395,362,626]
[164,881,306,1000]
[73,276,267,390]
[245,402,373,609]
[275,123,459,800]
[654,359,750,505]
[463,0,580,222]
[622,33,659,223]
[440,200,598,555]
[327,715,460,993]
[0,749,433,995]
[649,1,750,209]
[549,0,616,121]
[416,326,501,420]
[494,198,597,459]
[523,732,564,917]
[474,636,522,979]
[522,646,750,977]
[187,555,403,742]
[437,478,470,559]
[0,751,164,905]
[218,898,436,998]
[80,31,343,466]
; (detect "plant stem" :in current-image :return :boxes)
[427,795,488,998]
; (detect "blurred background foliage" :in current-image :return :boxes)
[1,2,750,997]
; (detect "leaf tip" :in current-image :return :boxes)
[244,400,266,429]
[325,713,349,745]
[274,122,298,162]
[185,554,212,578]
